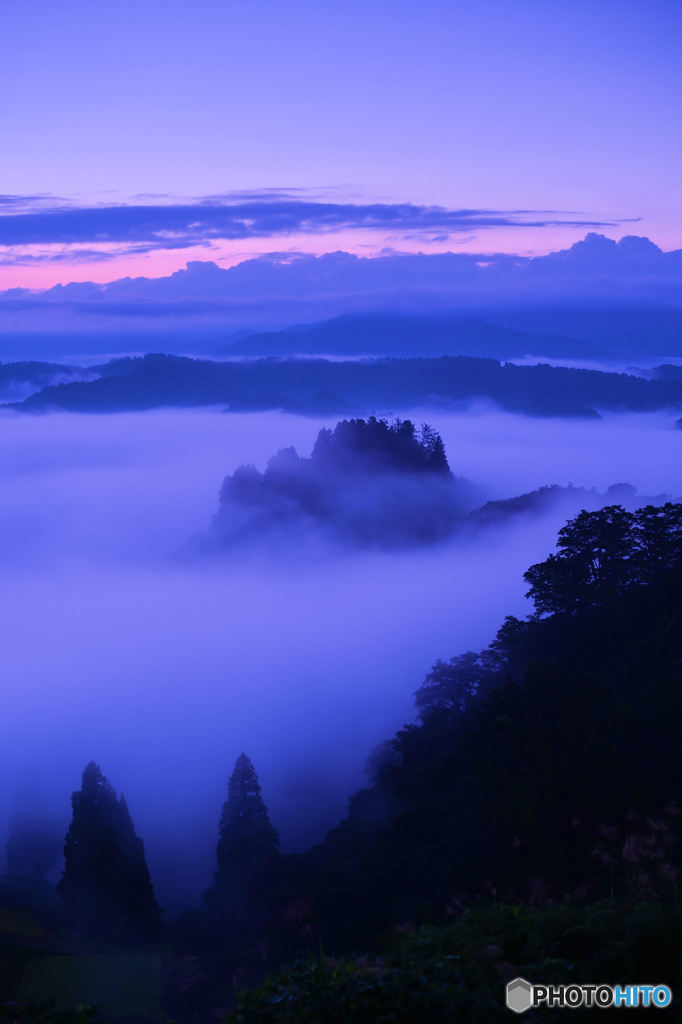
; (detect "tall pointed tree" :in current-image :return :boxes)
[57,762,161,943]
[207,753,279,918]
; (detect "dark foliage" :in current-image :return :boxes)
[524,502,682,615]
[310,417,450,475]
[208,753,280,905]
[57,763,161,944]
[225,902,682,1023]
[414,650,499,722]
[0,1000,104,1024]
[171,756,283,1017]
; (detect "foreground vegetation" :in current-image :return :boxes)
[227,902,682,1023]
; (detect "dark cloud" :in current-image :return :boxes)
[0,196,620,253]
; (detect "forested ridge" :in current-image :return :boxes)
[9,352,682,419]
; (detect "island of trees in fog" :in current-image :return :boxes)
[209,417,672,552]
[211,416,470,549]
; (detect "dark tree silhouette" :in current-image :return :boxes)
[419,422,450,473]
[310,416,451,475]
[206,753,279,921]
[414,650,498,721]
[524,503,682,617]
[57,762,161,943]
[524,505,635,615]
[635,502,682,577]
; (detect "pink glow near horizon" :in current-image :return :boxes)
[0,222,659,292]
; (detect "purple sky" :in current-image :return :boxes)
[1,0,680,288]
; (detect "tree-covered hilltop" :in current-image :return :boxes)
[211,417,470,548]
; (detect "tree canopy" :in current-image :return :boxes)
[310,417,451,475]
[523,503,682,616]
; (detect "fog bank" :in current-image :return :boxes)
[0,407,679,909]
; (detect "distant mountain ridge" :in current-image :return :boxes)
[224,312,606,360]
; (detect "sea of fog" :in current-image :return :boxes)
[0,406,680,909]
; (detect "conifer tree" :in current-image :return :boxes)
[57,762,161,943]
[207,753,279,917]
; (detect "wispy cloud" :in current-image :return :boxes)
[0,194,623,264]
[0,240,208,266]
[0,194,72,214]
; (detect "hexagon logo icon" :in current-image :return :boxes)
[506,977,533,1013]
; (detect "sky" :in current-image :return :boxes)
[1,0,681,288]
